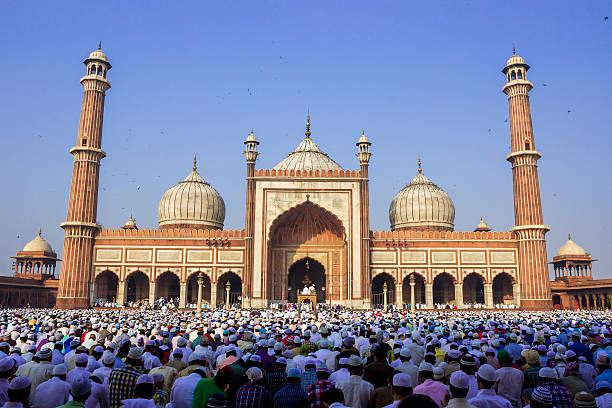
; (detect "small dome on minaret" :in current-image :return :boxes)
[22,229,55,255]
[557,233,587,257]
[474,217,491,232]
[502,48,529,76]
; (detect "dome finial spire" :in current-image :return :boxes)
[98,41,102,50]
[569,232,571,241]
[418,155,422,174]
[38,227,42,237]
[512,44,516,55]
[193,153,197,172]
[305,110,311,138]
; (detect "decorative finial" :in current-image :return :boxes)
[512,44,516,55]
[418,155,422,174]
[193,153,197,171]
[98,41,102,50]
[305,110,311,138]
[480,216,483,221]
[250,128,254,135]
[38,227,42,237]
[568,232,571,241]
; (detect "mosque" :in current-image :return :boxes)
[3,46,608,310]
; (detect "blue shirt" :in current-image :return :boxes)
[273,383,309,408]
[595,369,612,387]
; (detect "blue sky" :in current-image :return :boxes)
[1,1,610,278]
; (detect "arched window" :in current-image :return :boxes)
[517,70,523,79]
[89,65,95,75]
[97,66,103,75]
[82,138,87,146]
[103,69,107,78]
[511,71,516,80]
[525,140,530,150]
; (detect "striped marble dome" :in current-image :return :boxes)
[158,166,225,229]
[273,136,343,172]
[389,171,455,231]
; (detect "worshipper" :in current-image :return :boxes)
[529,386,554,408]
[569,332,594,365]
[0,358,16,406]
[595,351,612,385]
[383,373,413,408]
[142,341,161,371]
[413,361,450,408]
[468,364,512,408]
[458,354,478,400]
[193,366,233,408]
[446,371,475,408]
[396,393,438,408]
[205,392,227,408]
[85,372,110,408]
[9,349,25,368]
[494,349,523,408]
[166,349,188,374]
[335,355,373,408]
[108,347,144,408]
[558,360,589,396]
[273,367,309,408]
[523,349,543,390]
[169,367,207,408]
[442,350,461,385]
[573,391,598,408]
[594,380,612,407]
[308,364,334,408]
[301,359,318,393]
[235,367,271,408]
[151,373,169,407]
[67,354,91,384]
[57,376,91,408]
[322,388,348,408]
[363,346,394,390]
[26,348,54,401]
[537,366,573,408]
[2,377,31,408]
[92,352,116,388]
[31,364,70,408]
[118,375,156,408]
[367,372,394,408]
[328,358,349,386]
[265,357,288,396]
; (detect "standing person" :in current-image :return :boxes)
[494,350,523,408]
[335,355,373,408]
[57,377,92,408]
[235,367,271,408]
[328,358,349,386]
[537,367,573,408]
[265,357,288,396]
[193,366,233,408]
[558,361,589,396]
[85,373,110,408]
[169,368,207,408]
[446,371,476,408]
[26,348,54,401]
[308,364,334,408]
[322,388,348,408]
[413,362,450,408]
[0,358,17,406]
[363,346,394,390]
[67,354,91,384]
[31,364,70,408]
[383,373,413,408]
[108,348,143,408]
[273,368,309,408]
[2,377,31,408]
[468,364,512,408]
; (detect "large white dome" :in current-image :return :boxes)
[273,137,342,172]
[389,171,455,231]
[22,231,55,254]
[158,167,225,229]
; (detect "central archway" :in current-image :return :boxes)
[94,270,118,303]
[267,201,346,304]
[126,271,149,303]
[156,271,180,302]
[463,273,485,306]
[288,257,326,303]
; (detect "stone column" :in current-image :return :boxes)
[410,281,416,310]
[211,284,217,309]
[149,281,156,305]
[484,283,493,308]
[425,283,433,309]
[225,281,231,308]
[454,284,463,309]
[117,281,125,307]
[179,282,187,308]
[90,281,96,307]
[196,273,204,312]
[395,283,403,308]
[383,282,388,309]
[513,283,521,308]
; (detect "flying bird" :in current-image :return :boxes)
[605,16,609,21]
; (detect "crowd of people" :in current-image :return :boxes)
[0,308,611,408]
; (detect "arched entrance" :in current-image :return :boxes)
[433,273,455,305]
[463,273,484,306]
[372,273,395,308]
[156,271,180,302]
[267,201,346,304]
[186,272,211,307]
[126,271,149,303]
[492,273,513,305]
[94,270,118,303]
[217,272,242,307]
[402,274,425,308]
[288,257,326,304]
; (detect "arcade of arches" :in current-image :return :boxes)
[93,269,242,308]
[372,271,517,309]
[267,201,346,304]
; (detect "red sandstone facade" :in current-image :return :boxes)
[39,47,585,310]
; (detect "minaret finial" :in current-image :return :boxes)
[418,155,422,174]
[305,110,311,138]
[98,41,102,50]
[512,44,516,55]
[568,232,571,241]
[193,153,197,171]
[38,227,42,237]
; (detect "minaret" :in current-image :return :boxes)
[56,45,111,309]
[243,128,259,308]
[502,50,551,309]
[356,130,372,307]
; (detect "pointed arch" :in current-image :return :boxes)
[269,201,346,245]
